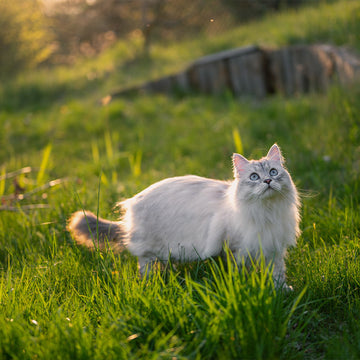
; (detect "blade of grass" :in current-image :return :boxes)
[232,127,244,154]
[0,166,32,182]
[128,149,142,177]
[0,166,6,197]
[37,144,52,185]
[91,141,100,164]
[104,130,113,161]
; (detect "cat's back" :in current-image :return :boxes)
[122,175,232,260]
[122,175,230,211]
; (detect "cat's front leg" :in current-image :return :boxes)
[138,256,157,278]
[272,256,293,291]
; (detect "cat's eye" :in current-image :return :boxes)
[250,173,260,181]
[269,168,278,176]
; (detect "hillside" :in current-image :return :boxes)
[1,0,360,112]
[1,1,360,359]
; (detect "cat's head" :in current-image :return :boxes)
[232,144,296,202]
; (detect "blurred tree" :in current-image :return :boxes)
[140,0,167,57]
[48,0,133,60]
[46,0,320,62]
[0,0,53,78]
[222,0,304,20]
[47,0,231,60]
[138,0,211,57]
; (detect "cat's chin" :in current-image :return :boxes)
[260,186,280,200]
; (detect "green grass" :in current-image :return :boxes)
[1,0,360,358]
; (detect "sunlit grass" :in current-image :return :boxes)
[1,83,359,358]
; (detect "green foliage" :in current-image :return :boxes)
[0,0,53,78]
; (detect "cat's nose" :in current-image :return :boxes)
[264,179,272,185]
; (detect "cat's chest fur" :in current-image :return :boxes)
[226,195,297,259]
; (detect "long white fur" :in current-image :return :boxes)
[68,144,300,288]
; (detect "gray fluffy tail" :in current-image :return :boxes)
[67,210,125,251]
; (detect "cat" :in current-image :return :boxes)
[68,144,300,288]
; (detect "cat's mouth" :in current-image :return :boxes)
[261,184,278,198]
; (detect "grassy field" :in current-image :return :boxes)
[1,0,360,359]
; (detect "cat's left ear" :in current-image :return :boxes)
[233,153,249,177]
[266,144,284,164]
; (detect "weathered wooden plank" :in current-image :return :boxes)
[313,46,333,91]
[175,71,190,93]
[268,49,283,94]
[318,45,360,85]
[188,60,229,94]
[143,75,175,93]
[192,45,259,66]
[269,45,334,96]
[228,50,267,97]
[291,47,310,94]
[228,56,247,95]
[282,47,294,95]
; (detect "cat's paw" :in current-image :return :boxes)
[282,283,294,292]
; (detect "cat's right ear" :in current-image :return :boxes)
[233,153,249,177]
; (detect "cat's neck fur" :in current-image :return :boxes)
[226,177,300,257]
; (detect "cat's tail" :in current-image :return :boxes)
[67,210,125,252]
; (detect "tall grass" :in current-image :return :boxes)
[0,244,309,360]
[1,84,359,358]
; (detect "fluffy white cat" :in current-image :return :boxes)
[68,144,300,288]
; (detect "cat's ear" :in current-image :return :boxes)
[233,153,249,177]
[266,144,284,164]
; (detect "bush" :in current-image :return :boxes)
[0,0,53,78]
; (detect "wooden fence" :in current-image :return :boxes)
[110,44,360,99]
